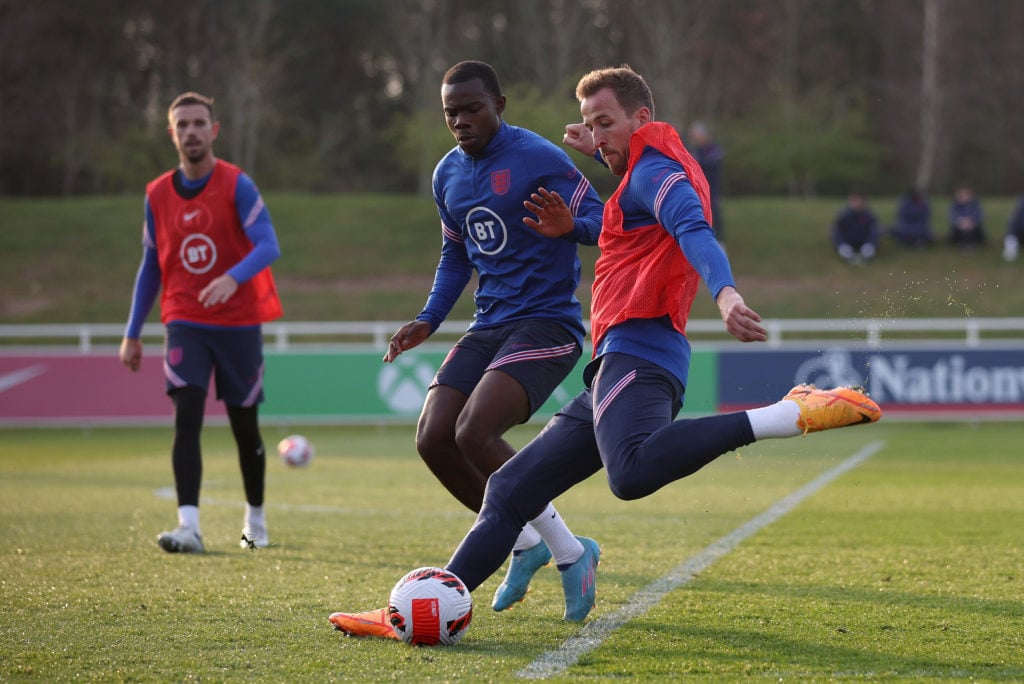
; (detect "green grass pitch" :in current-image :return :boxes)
[1,422,1021,681]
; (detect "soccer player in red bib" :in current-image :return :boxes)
[120,92,282,554]
[434,66,881,622]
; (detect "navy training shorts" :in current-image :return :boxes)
[164,322,265,407]
[431,318,582,416]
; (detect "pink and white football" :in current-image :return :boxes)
[277,434,314,467]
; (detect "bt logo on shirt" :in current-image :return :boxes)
[179,234,217,274]
[465,206,508,256]
[175,204,217,274]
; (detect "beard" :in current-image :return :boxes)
[184,146,208,164]
[179,138,209,164]
[601,151,626,176]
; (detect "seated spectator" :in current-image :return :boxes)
[831,191,880,264]
[948,183,986,248]
[1003,194,1024,261]
[889,186,934,247]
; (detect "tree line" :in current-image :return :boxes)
[3,0,1023,198]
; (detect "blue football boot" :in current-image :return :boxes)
[491,541,552,611]
[560,536,600,621]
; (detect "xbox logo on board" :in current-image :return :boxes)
[377,354,437,414]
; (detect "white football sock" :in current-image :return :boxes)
[245,504,265,529]
[178,505,200,532]
[745,399,803,440]
[528,503,584,567]
[512,524,542,552]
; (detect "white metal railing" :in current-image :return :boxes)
[1,318,1023,353]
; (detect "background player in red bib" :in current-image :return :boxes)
[120,92,282,553]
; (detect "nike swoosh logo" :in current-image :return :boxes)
[0,364,46,394]
[184,210,200,221]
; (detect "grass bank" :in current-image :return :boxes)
[1,194,1020,324]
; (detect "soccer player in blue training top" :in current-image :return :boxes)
[328,65,881,637]
[120,92,283,554]
[329,61,605,638]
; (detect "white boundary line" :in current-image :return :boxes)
[516,440,888,680]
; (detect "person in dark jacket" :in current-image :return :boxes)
[688,121,725,243]
[948,183,986,248]
[831,191,880,264]
[889,186,934,248]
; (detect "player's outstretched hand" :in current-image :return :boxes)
[384,320,432,362]
[716,286,767,343]
[523,188,574,238]
[563,123,596,157]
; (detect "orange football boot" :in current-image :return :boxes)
[783,384,881,434]
[329,607,399,640]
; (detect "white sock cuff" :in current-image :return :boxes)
[178,505,200,532]
[245,504,265,528]
[528,504,584,566]
[745,400,802,440]
[513,525,543,552]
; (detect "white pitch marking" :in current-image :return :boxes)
[516,440,888,680]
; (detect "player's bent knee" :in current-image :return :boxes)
[415,427,453,463]
[483,464,521,508]
[606,472,652,501]
[452,424,495,459]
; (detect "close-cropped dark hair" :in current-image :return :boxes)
[442,61,503,99]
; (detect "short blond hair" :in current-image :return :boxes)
[575,66,654,118]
